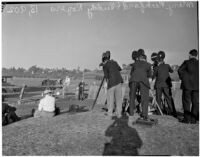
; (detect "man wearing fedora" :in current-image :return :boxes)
[33,89,59,118]
[129,49,152,122]
[152,51,177,117]
[178,49,199,124]
[102,50,123,118]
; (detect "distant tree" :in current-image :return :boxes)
[17,67,26,77]
[28,65,39,74]
[84,69,91,73]
[77,66,80,72]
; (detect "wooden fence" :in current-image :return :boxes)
[3,85,63,104]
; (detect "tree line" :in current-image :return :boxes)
[2,65,96,79]
[2,64,180,81]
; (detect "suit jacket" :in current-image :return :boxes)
[103,60,123,89]
[153,62,173,88]
[2,103,9,115]
[178,58,199,90]
[129,60,152,88]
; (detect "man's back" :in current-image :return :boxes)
[178,58,199,90]
[103,60,123,89]
[154,63,173,88]
[129,60,151,87]
[38,95,55,112]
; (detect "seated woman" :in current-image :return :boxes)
[33,90,60,118]
[2,96,20,126]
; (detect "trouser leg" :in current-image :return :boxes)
[7,111,20,123]
[107,86,115,116]
[78,90,81,100]
[182,89,192,122]
[115,84,122,117]
[55,106,60,116]
[156,88,163,111]
[140,83,149,118]
[191,90,199,121]
[163,88,177,115]
[129,82,138,116]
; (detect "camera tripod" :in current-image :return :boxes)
[122,89,163,116]
[90,76,105,110]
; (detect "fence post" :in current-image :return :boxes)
[62,84,66,98]
[18,84,26,105]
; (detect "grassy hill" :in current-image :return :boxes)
[2,98,199,156]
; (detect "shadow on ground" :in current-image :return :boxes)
[103,116,143,156]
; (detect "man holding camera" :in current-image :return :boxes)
[102,51,123,118]
[152,51,177,117]
[129,49,152,122]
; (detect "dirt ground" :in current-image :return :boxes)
[2,97,199,156]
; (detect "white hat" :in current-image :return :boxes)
[44,90,52,95]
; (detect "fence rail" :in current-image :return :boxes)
[2,85,63,89]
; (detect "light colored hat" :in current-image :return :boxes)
[44,89,52,95]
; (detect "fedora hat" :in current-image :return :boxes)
[44,89,52,95]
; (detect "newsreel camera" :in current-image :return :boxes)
[99,51,110,67]
[151,52,159,69]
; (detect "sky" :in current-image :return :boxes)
[2,1,198,70]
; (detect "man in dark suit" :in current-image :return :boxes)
[152,51,177,117]
[78,81,85,100]
[2,96,20,126]
[103,51,123,118]
[178,49,199,124]
[129,49,152,121]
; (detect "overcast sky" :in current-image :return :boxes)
[2,1,198,70]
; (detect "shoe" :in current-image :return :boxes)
[136,117,158,125]
[179,118,190,124]
[170,112,177,118]
[31,109,36,117]
[190,118,197,124]
[138,116,149,121]
[138,116,156,122]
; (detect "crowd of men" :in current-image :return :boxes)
[101,49,199,124]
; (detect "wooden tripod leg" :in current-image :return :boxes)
[154,98,163,116]
[91,77,105,110]
[150,90,163,116]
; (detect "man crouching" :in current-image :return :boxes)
[33,90,60,118]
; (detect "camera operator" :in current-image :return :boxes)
[178,49,199,124]
[129,49,152,123]
[102,51,123,118]
[152,51,177,117]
